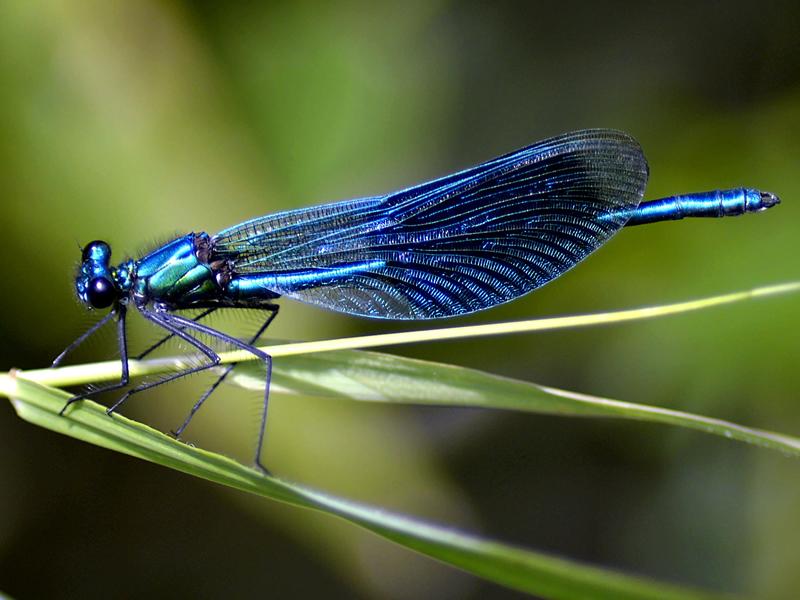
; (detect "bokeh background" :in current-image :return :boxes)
[1,2,799,598]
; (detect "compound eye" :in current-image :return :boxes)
[82,240,111,262]
[87,277,116,309]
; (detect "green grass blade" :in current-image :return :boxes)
[228,349,800,459]
[0,373,727,600]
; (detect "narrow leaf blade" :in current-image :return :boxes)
[1,373,725,600]
[226,350,800,458]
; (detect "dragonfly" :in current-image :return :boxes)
[53,129,779,474]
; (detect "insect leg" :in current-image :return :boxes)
[136,307,218,360]
[52,309,116,368]
[172,304,279,441]
[105,308,221,415]
[159,312,274,475]
[59,305,130,415]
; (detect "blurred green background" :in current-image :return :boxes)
[1,1,799,598]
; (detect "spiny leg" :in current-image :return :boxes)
[254,354,273,476]
[59,305,130,415]
[52,309,116,368]
[136,307,217,360]
[106,308,221,415]
[159,312,274,475]
[173,304,279,440]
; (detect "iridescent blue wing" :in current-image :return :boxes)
[212,129,649,319]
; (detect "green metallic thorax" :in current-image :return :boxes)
[130,233,222,307]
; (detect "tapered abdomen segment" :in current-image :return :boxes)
[624,188,779,226]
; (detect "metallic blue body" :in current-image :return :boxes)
[79,129,778,319]
[60,128,780,473]
[227,259,387,301]
[624,188,777,226]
